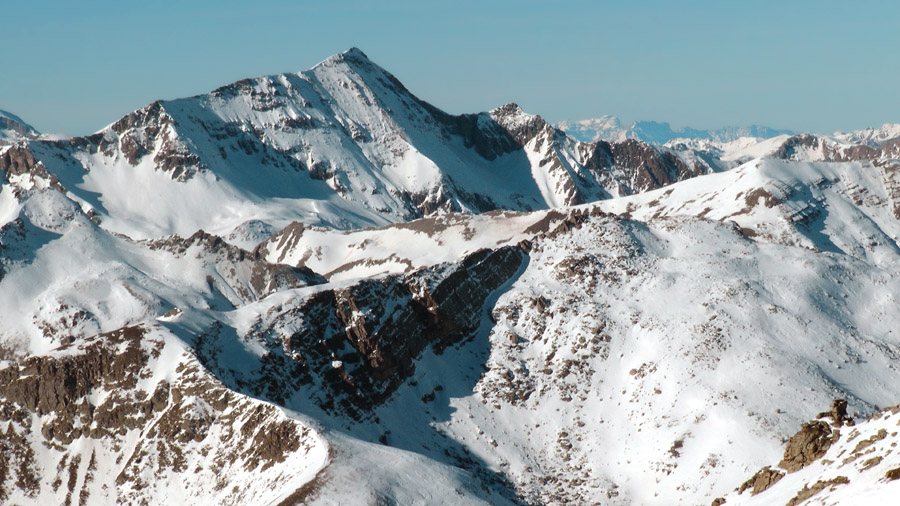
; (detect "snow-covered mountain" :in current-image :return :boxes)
[9,48,725,242]
[833,123,900,147]
[662,131,900,171]
[556,116,626,143]
[559,116,792,144]
[0,110,39,145]
[3,48,900,505]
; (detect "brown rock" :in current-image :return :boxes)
[785,476,849,506]
[737,466,784,495]
[816,398,849,427]
[778,420,837,472]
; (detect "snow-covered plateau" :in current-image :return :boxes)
[2,48,900,505]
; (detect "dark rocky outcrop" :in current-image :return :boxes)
[736,466,785,496]
[778,420,838,472]
[0,145,66,196]
[816,398,851,428]
[144,229,325,305]
[607,139,696,192]
[214,244,528,418]
[772,134,821,160]
[733,400,855,501]
[0,145,42,178]
[0,325,320,503]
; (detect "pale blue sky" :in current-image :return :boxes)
[2,0,898,135]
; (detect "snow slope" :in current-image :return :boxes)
[720,405,900,505]
[0,163,520,505]
[251,163,899,504]
[3,154,900,505]
[157,159,900,504]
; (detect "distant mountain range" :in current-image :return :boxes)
[559,115,900,149]
[557,116,793,144]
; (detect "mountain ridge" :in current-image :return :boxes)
[4,48,724,243]
[2,48,900,505]
[0,109,39,146]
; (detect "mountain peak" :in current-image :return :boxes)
[492,102,524,114]
[341,46,369,59]
[317,46,374,70]
[490,103,545,124]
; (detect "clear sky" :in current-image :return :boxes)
[2,0,898,136]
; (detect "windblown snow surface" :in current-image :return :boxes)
[2,49,900,505]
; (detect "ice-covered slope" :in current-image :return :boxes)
[11,49,721,242]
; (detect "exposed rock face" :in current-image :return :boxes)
[0,145,42,178]
[101,100,204,181]
[144,229,326,303]
[778,420,838,472]
[0,325,325,505]
[875,160,900,219]
[0,145,66,199]
[490,103,549,145]
[772,134,822,160]
[201,245,527,417]
[723,404,900,505]
[0,110,39,145]
[490,104,718,206]
[736,466,784,495]
[607,138,699,192]
[816,398,851,427]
